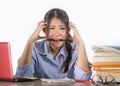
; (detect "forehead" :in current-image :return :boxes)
[50,17,64,25]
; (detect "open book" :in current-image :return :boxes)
[40,78,75,83]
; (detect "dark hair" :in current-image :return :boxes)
[44,8,69,29]
[44,8,72,73]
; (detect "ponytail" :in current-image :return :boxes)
[61,41,72,73]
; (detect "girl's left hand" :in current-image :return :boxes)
[69,22,83,44]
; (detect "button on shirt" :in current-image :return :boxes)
[15,39,91,80]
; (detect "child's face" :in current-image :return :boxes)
[47,17,67,49]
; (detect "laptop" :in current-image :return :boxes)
[0,42,38,82]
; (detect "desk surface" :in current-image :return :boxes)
[0,80,120,86]
[0,80,95,86]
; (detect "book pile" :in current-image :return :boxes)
[92,45,120,82]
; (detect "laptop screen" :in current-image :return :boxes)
[0,42,14,80]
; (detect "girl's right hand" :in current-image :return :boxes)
[28,21,47,43]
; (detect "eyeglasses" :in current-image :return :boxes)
[91,75,116,85]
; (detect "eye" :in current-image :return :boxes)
[60,27,66,30]
[49,27,54,29]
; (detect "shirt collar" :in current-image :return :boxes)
[58,44,68,57]
[34,39,49,55]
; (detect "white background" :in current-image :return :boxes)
[0,0,120,75]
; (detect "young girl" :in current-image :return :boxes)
[15,8,92,80]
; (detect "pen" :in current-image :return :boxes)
[74,80,93,84]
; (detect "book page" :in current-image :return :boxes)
[40,78,75,83]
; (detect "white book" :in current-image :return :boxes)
[92,56,120,63]
[93,52,120,57]
[40,78,75,83]
[92,45,120,57]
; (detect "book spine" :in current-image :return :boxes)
[93,63,120,68]
[93,66,120,70]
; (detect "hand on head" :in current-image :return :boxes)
[28,21,47,42]
[69,22,83,43]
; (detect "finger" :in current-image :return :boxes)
[35,21,47,34]
[38,36,47,39]
[69,23,78,36]
[69,22,76,31]
[37,21,45,29]
[38,20,44,26]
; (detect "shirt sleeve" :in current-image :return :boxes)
[15,43,37,78]
[74,64,92,80]
[15,63,35,78]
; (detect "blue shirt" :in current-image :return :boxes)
[15,39,92,80]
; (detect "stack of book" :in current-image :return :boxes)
[92,45,120,82]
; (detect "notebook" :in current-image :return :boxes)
[0,42,38,82]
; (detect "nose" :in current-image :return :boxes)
[53,28,61,36]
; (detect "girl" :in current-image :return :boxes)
[15,8,92,80]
